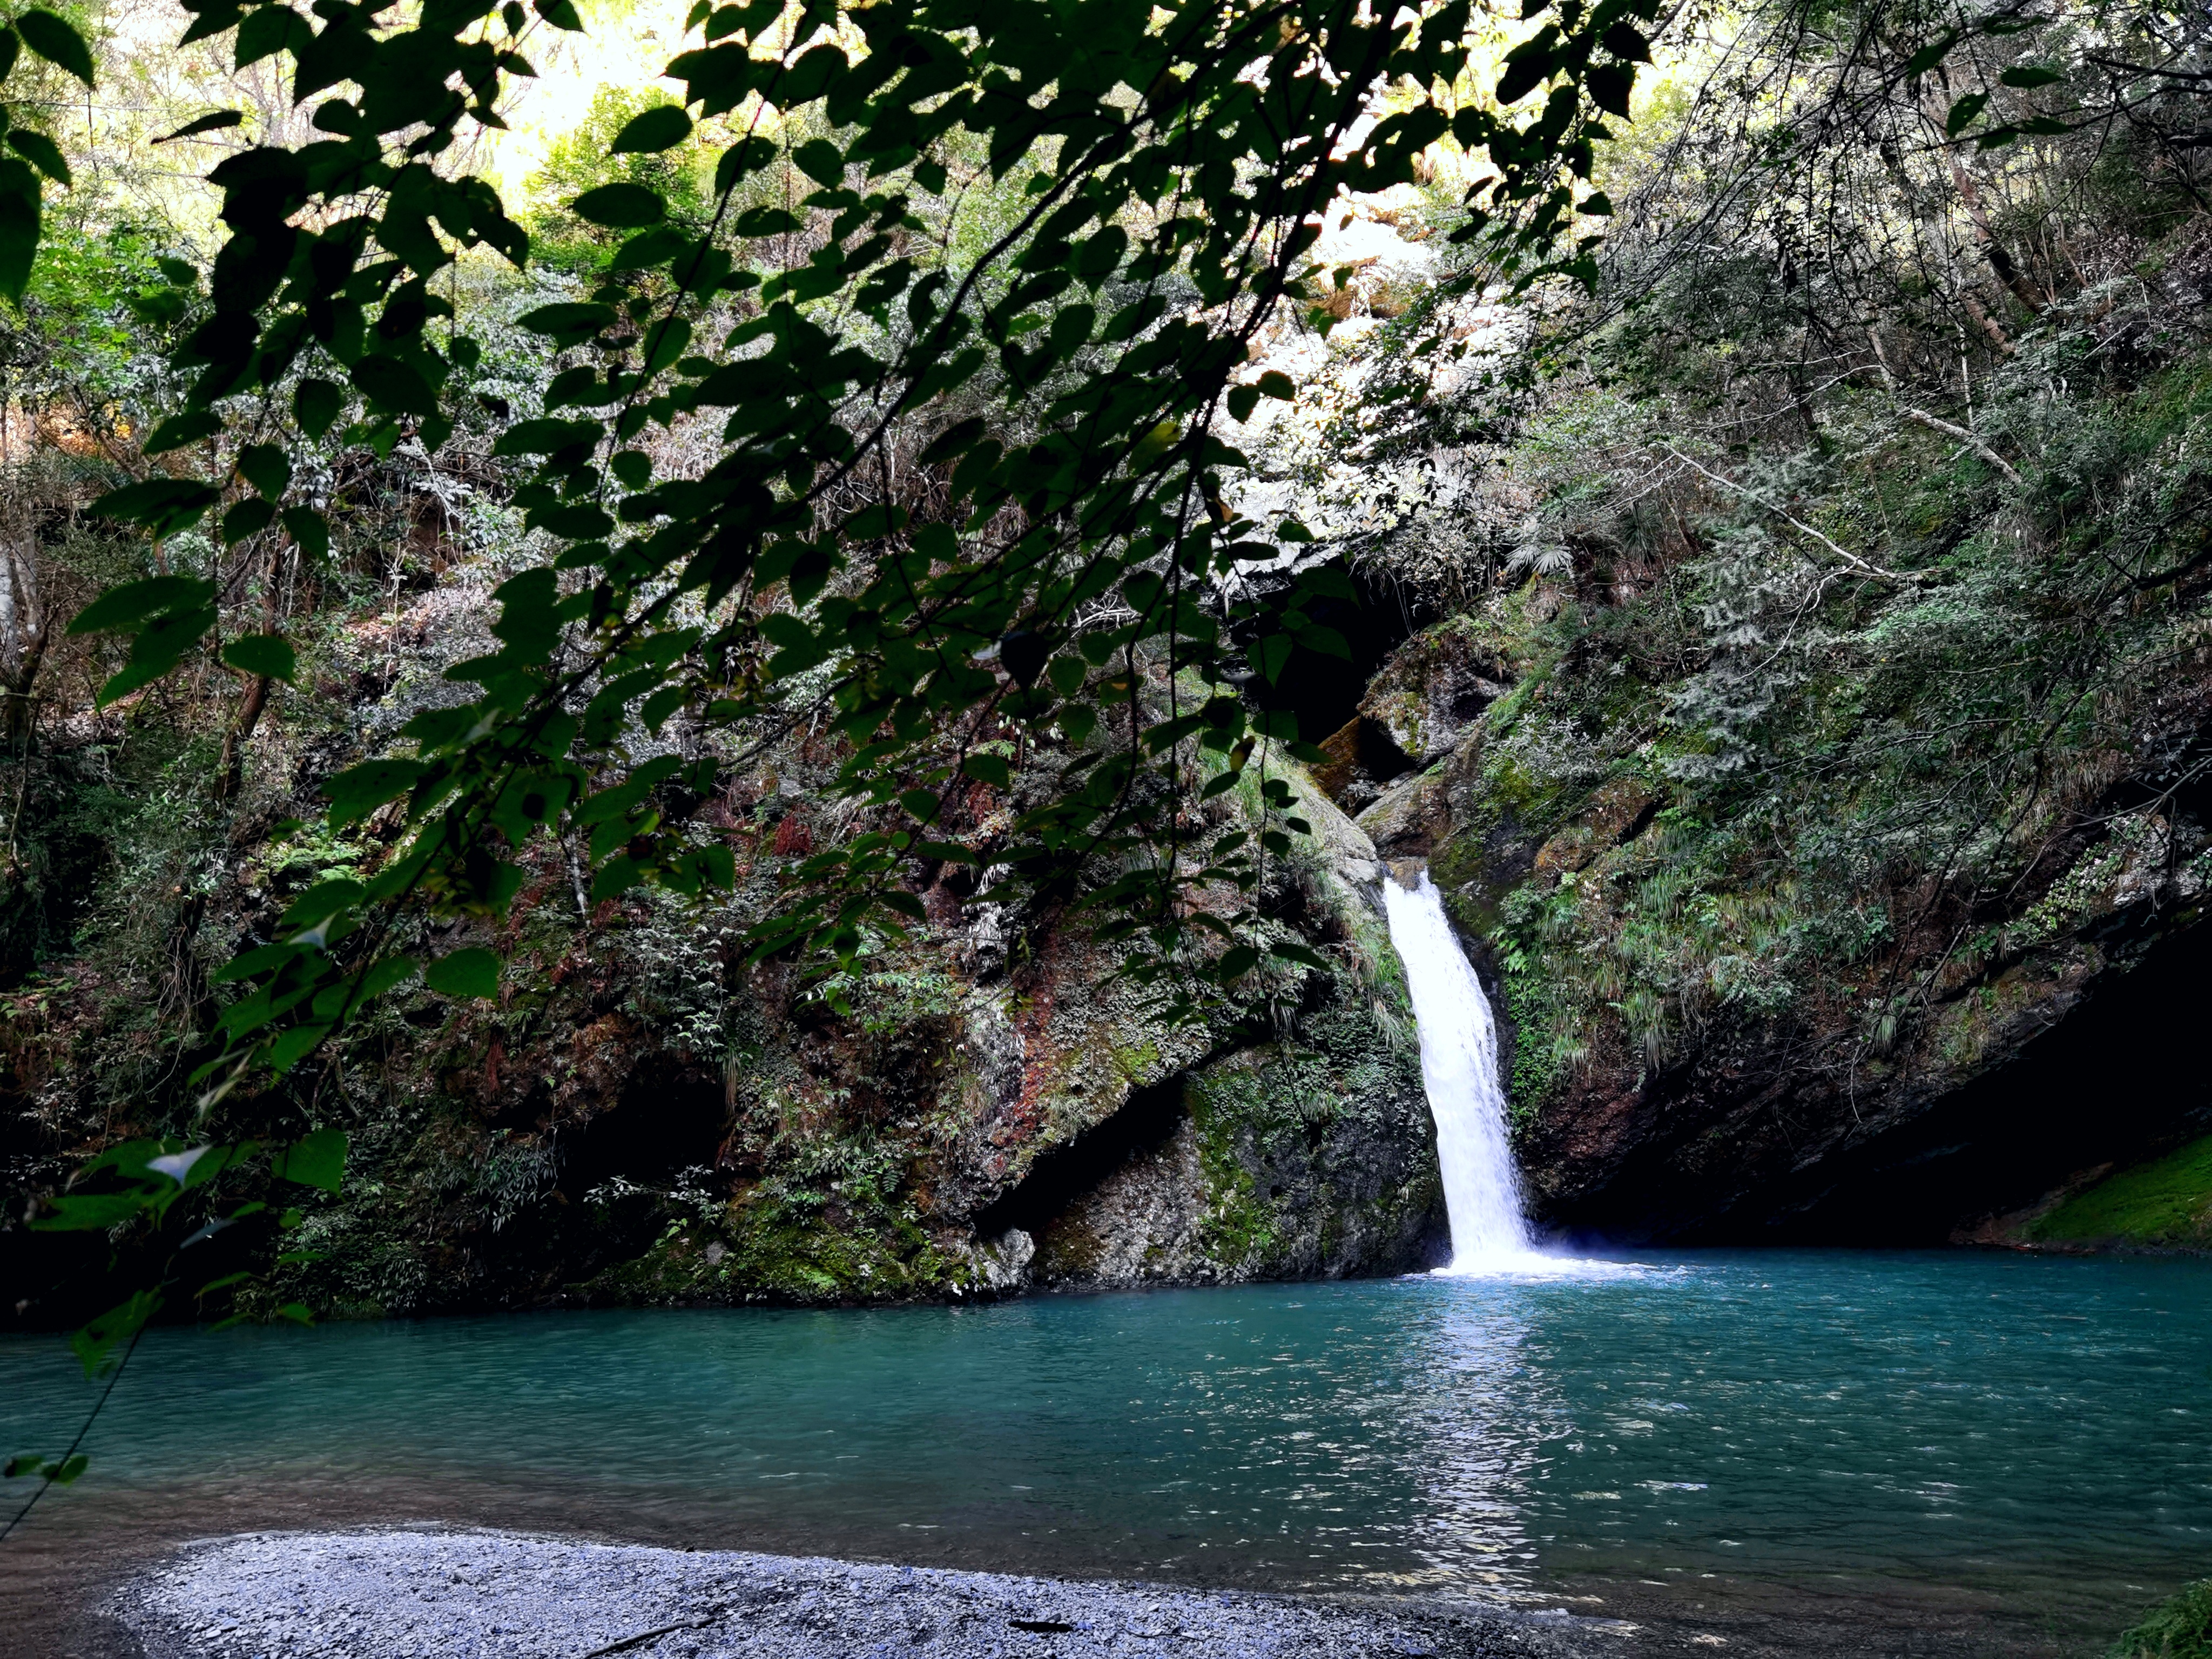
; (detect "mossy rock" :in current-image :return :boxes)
[2031,1135,2212,1247]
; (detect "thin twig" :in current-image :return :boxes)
[0,1317,149,1546]
[581,1617,713,1658]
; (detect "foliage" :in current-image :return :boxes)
[1294,0,2212,1116]
[523,86,709,272]
[2114,1580,2212,1659]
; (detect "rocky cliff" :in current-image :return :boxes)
[2,576,1446,1322]
[1346,598,2212,1249]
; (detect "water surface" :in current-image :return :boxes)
[3,1250,2205,1656]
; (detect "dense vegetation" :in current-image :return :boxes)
[1288,0,2212,1201]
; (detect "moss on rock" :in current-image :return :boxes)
[2029,1137,2212,1249]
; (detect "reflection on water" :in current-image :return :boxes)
[3,1251,2208,1658]
[1401,1293,1555,1593]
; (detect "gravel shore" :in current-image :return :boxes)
[116,1528,1619,1659]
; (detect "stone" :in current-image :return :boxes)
[1357,623,1514,770]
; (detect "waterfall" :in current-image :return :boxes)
[1380,870,1537,1271]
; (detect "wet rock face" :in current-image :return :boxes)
[1519,906,2212,1245]
[1358,623,1515,771]
[948,818,1446,1295]
[992,1041,1448,1293]
[211,738,1447,1315]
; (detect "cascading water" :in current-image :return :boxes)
[1380,869,1539,1271]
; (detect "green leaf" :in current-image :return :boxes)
[237,443,291,500]
[272,1127,347,1192]
[1601,21,1651,62]
[516,301,616,338]
[280,876,363,932]
[611,104,692,153]
[1946,92,1989,136]
[0,185,37,306]
[1903,31,1957,76]
[423,946,501,999]
[792,137,844,186]
[963,752,1011,788]
[1584,63,1635,119]
[16,10,95,86]
[350,354,439,416]
[732,204,800,238]
[1999,65,2063,88]
[878,889,926,921]
[1218,944,1258,979]
[572,182,664,227]
[1253,632,1293,685]
[87,480,222,537]
[70,1291,160,1379]
[1295,623,1351,659]
[590,853,644,901]
[234,2,303,68]
[32,1191,157,1231]
[493,417,599,456]
[1226,384,1260,422]
[294,376,344,437]
[155,110,244,143]
[356,955,420,1000]
[282,505,331,559]
[144,410,223,454]
[222,633,297,682]
[5,130,69,187]
[610,225,691,271]
[265,1023,332,1073]
[68,575,217,635]
[222,497,275,544]
[1495,28,1557,106]
[324,758,427,824]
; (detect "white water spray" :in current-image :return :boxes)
[1381,870,1541,1272]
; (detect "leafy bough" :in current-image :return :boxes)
[9,0,1654,1485]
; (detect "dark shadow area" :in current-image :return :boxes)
[974,1077,1186,1238]
[554,1058,731,1198]
[1535,913,2212,1249]
[1228,565,1437,748]
[1742,916,2212,1243]
[1313,714,1415,811]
